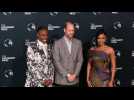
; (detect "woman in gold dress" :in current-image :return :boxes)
[87,30,116,87]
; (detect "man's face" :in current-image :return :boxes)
[64,23,75,39]
[37,30,48,43]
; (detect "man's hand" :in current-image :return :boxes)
[42,79,52,87]
[67,73,76,82]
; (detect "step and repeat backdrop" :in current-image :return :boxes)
[0,12,133,87]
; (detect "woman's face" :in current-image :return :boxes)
[97,33,106,46]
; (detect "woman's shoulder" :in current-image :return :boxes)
[90,47,96,51]
[106,46,115,54]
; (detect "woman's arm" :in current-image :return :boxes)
[87,57,93,87]
[109,48,116,86]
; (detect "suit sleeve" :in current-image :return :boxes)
[74,41,83,77]
[53,41,68,77]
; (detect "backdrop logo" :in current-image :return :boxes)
[91,37,96,46]
[131,51,134,57]
[74,23,80,30]
[90,23,103,30]
[92,12,102,15]
[112,12,119,14]
[1,12,12,15]
[116,67,123,71]
[49,12,59,16]
[0,24,15,31]
[113,21,122,30]
[131,80,134,86]
[3,69,14,78]
[3,39,14,48]
[116,79,121,86]
[110,37,124,44]
[25,39,36,46]
[68,12,80,15]
[25,39,30,46]
[27,23,36,32]
[48,24,61,31]
[1,55,16,62]
[24,12,37,15]
[132,22,134,29]
[115,50,121,57]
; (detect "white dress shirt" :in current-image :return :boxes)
[64,36,72,54]
[37,40,48,58]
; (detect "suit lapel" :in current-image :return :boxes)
[62,37,71,55]
[36,40,46,58]
[62,37,76,58]
[71,39,76,58]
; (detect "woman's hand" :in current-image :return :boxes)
[87,80,93,87]
[107,81,113,87]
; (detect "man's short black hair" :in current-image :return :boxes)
[36,26,48,33]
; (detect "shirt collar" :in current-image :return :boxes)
[37,39,47,47]
[64,36,73,42]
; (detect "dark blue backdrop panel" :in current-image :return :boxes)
[0,12,133,87]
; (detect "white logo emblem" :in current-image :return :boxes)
[0,24,15,31]
[110,37,124,44]
[24,12,37,15]
[48,24,61,30]
[3,69,14,78]
[49,12,59,16]
[3,39,13,48]
[90,23,103,30]
[2,55,16,62]
[113,21,122,30]
[1,12,12,15]
[92,12,102,15]
[27,23,36,31]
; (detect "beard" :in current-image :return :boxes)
[67,34,74,39]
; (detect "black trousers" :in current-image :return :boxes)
[54,83,79,87]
